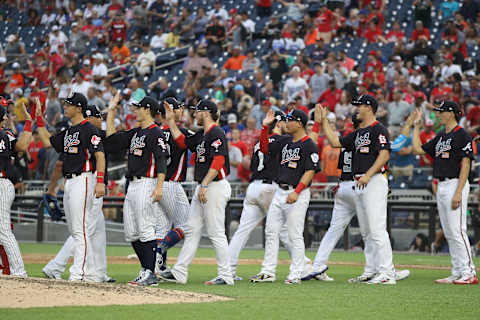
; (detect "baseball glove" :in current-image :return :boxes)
[41,194,64,221]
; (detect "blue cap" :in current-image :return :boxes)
[234,84,244,91]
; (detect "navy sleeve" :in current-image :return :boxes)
[339,131,355,150]
[373,124,391,152]
[421,134,440,158]
[303,139,320,172]
[185,130,203,152]
[456,130,475,161]
[104,130,135,153]
[85,124,104,154]
[269,134,289,155]
[149,127,168,174]
[0,132,10,158]
[208,128,228,157]
[50,130,66,153]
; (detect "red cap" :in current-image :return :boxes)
[230,8,237,14]
[368,50,377,57]
[0,97,8,107]
[262,99,272,106]
[445,53,454,61]
[414,91,426,100]
[108,180,118,189]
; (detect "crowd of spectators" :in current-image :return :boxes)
[0,0,479,190]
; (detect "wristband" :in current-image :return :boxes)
[200,185,208,189]
[97,177,104,184]
[97,172,105,177]
[36,116,45,128]
[312,122,320,133]
[294,182,306,194]
[24,120,32,132]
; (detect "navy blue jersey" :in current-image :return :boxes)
[266,134,320,186]
[422,126,474,178]
[104,124,168,178]
[250,134,282,182]
[0,128,17,179]
[161,125,195,182]
[50,120,104,176]
[338,148,354,181]
[339,121,390,175]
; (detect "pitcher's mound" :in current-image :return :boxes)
[0,276,231,309]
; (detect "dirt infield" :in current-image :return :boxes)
[21,253,480,271]
[0,276,230,309]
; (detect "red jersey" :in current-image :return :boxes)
[232,140,249,156]
[411,28,430,41]
[467,106,480,127]
[300,68,315,83]
[317,9,334,33]
[257,0,272,7]
[29,90,46,117]
[419,130,436,167]
[431,86,452,102]
[49,53,64,75]
[318,88,343,112]
[364,27,382,43]
[27,140,43,170]
[0,68,6,94]
[386,30,405,42]
[111,20,127,41]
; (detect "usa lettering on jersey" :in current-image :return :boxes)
[130,133,146,156]
[281,144,301,168]
[435,137,452,158]
[64,131,80,154]
[355,132,371,153]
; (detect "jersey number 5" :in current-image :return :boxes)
[258,151,265,171]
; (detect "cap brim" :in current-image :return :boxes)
[432,107,446,112]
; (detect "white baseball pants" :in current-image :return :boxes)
[260,184,311,280]
[0,178,26,277]
[228,180,305,275]
[44,197,108,281]
[63,172,98,281]
[155,181,190,239]
[354,173,395,278]
[437,179,476,278]
[171,179,232,284]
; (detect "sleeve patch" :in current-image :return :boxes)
[462,142,472,153]
[211,138,222,150]
[379,134,387,144]
[91,135,101,146]
[310,153,319,163]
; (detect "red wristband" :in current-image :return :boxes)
[24,120,32,132]
[294,182,306,194]
[97,177,104,184]
[36,116,45,128]
[97,172,105,177]
[312,122,320,133]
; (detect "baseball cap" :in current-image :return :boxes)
[326,112,336,122]
[392,56,402,62]
[83,59,91,66]
[132,96,161,113]
[0,96,9,107]
[234,84,244,91]
[351,94,378,113]
[83,105,102,118]
[227,113,237,124]
[14,88,23,96]
[164,97,183,109]
[433,100,460,114]
[414,91,426,100]
[425,119,434,127]
[52,25,59,31]
[7,34,15,42]
[63,92,88,109]
[195,99,218,114]
[72,22,78,27]
[291,66,301,73]
[274,110,286,122]
[286,109,308,126]
[349,71,359,78]
[12,62,20,69]
[262,99,272,107]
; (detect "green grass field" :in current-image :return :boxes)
[3,243,480,320]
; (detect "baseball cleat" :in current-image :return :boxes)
[154,252,165,275]
[249,273,275,283]
[134,269,158,286]
[367,273,396,285]
[315,273,334,281]
[395,269,410,281]
[348,273,375,283]
[205,277,232,285]
[42,268,62,280]
[284,278,301,285]
[453,276,479,285]
[435,275,459,284]
[301,266,328,281]
[128,268,146,285]
[233,275,243,281]
[104,276,116,283]
[158,270,180,283]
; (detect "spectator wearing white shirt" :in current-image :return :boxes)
[135,42,156,76]
[440,53,462,82]
[409,65,423,86]
[208,1,229,21]
[84,2,96,19]
[150,26,169,49]
[240,11,255,33]
[92,53,108,89]
[283,66,310,105]
[94,0,110,17]
[71,72,92,97]
[41,8,57,25]
[48,25,68,54]
[285,31,305,51]
[227,140,243,182]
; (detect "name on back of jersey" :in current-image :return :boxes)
[64,132,80,154]
[281,144,300,168]
[355,132,371,153]
[435,137,452,158]
[130,133,146,156]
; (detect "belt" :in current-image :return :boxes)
[127,176,153,181]
[278,183,294,191]
[261,179,273,184]
[340,177,354,182]
[438,177,457,182]
[64,172,88,179]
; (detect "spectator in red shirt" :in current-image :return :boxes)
[9,62,25,90]
[240,116,261,154]
[27,52,50,87]
[364,50,383,72]
[419,119,436,167]
[80,59,93,81]
[363,21,383,43]
[0,57,7,96]
[48,49,64,77]
[106,12,129,43]
[366,7,385,28]
[107,0,124,18]
[27,131,43,175]
[466,103,480,138]
[411,20,430,42]
[299,58,315,83]
[430,79,452,103]
[316,3,336,43]
[256,0,272,17]
[385,21,406,43]
[231,128,249,156]
[318,79,343,112]
[29,82,46,116]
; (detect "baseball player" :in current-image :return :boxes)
[250,109,319,284]
[303,113,412,282]
[42,105,114,282]
[228,110,312,281]
[158,100,233,285]
[105,96,168,286]
[0,103,32,277]
[37,92,106,282]
[412,102,478,284]
[151,97,193,273]
[320,95,396,284]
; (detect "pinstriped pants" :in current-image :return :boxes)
[0,179,26,276]
[155,181,190,239]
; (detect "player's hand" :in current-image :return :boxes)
[151,186,163,202]
[108,91,121,112]
[21,103,32,122]
[198,186,208,203]
[35,101,44,118]
[413,109,423,126]
[34,96,41,109]
[314,104,323,123]
[262,110,275,126]
[286,191,299,204]
[451,191,462,210]
[164,101,175,122]
[95,183,106,198]
[356,175,370,190]
[320,106,329,120]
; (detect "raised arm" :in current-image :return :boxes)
[412,110,426,155]
[260,110,275,154]
[106,91,121,137]
[309,104,322,141]
[14,103,33,152]
[320,106,341,148]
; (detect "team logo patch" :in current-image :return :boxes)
[68,147,78,154]
[85,110,92,117]
[158,137,166,149]
[211,139,222,150]
[91,135,101,146]
[134,149,143,156]
[441,152,449,159]
[311,153,319,163]
[462,142,472,153]
[288,161,297,168]
[378,134,387,144]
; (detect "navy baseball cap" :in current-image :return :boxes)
[433,100,460,114]
[164,97,184,109]
[195,100,218,114]
[63,92,88,109]
[132,96,159,110]
[286,109,308,126]
[351,94,378,112]
[83,105,101,118]
[274,110,286,122]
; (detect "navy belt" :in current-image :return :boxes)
[279,183,294,191]
[438,177,457,182]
